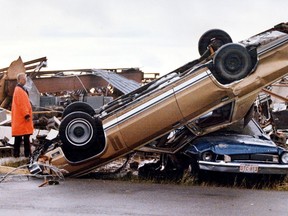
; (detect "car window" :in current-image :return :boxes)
[194,102,233,128]
[214,118,264,137]
[241,119,264,136]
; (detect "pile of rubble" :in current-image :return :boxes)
[0,56,149,158]
[254,77,288,146]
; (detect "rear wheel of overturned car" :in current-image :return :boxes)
[198,29,232,56]
[60,111,97,150]
[62,102,96,119]
[212,43,252,84]
[59,111,105,162]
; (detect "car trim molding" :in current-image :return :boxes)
[173,70,211,92]
[103,71,210,130]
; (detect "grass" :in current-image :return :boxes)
[2,156,288,190]
[0,157,29,168]
[91,167,288,191]
[85,156,288,190]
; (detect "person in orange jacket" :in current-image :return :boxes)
[11,73,34,157]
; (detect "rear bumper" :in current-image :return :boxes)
[199,161,288,175]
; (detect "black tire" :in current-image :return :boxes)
[59,111,106,163]
[60,111,97,150]
[62,102,95,119]
[198,29,232,56]
[212,43,252,84]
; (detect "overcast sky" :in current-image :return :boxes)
[0,0,287,75]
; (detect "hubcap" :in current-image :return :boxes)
[224,54,242,73]
[65,118,93,147]
[73,126,85,137]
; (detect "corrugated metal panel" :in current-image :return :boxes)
[92,69,140,94]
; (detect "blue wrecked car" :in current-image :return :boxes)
[139,119,288,177]
[183,119,288,175]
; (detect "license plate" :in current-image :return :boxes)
[239,164,259,173]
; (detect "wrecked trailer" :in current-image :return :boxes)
[29,22,288,177]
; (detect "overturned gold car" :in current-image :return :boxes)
[30,23,288,177]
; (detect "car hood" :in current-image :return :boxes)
[185,133,281,156]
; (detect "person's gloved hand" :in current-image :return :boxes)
[25,114,30,121]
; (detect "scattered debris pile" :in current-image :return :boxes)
[0,56,154,158]
[254,77,288,146]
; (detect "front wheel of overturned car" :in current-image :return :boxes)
[212,43,253,84]
[198,29,233,56]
